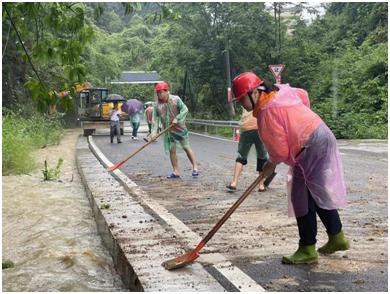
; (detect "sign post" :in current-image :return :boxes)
[268,64,285,83]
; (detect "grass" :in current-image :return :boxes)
[2,260,14,269]
[2,110,64,175]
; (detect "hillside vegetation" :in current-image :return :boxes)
[2,3,387,173]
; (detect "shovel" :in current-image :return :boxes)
[107,124,173,172]
[162,173,265,270]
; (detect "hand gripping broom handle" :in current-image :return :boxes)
[107,124,173,172]
[189,174,264,257]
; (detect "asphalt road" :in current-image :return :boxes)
[93,125,388,292]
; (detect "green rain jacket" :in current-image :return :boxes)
[151,94,190,154]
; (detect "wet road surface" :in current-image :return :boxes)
[94,128,388,292]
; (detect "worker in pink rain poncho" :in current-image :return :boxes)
[231,72,349,264]
[151,82,199,179]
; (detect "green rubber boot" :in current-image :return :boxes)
[282,245,318,264]
[318,230,350,254]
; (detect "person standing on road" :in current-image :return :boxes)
[110,101,122,144]
[143,102,154,142]
[151,81,199,179]
[130,109,142,140]
[227,108,276,192]
[231,72,349,264]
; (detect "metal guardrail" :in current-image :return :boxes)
[186,119,239,128]
[186,118,240,139]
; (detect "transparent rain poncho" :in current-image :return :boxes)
[130,111,142,123]
[257,84,347,217]
[151,94,191,154]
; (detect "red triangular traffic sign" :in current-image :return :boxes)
[268,64,285,79]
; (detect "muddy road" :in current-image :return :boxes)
[94,130,387,292]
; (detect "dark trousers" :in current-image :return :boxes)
[110,121,121,142]
[132,122,140,137]
[297,190,342,246]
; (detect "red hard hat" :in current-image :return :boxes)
[231,72,262,101]
[154,82,169,91]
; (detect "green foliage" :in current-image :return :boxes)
[188,124,234,139]
[146,3,276,118]
[100,203,111,209]
[2,113,35,174]
[86,3,141,32]
[209,126,235,139]
[2,109,64,175]
[2,260,15,269]
[42,158,64,181]
[282,3,387,139]
[91,2,386,137]
[3,3,94,113]
[3,3,388,139]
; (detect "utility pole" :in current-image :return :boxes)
[274,2,278,58]
[225,40,235,117]
[278,3,281,56]
[273,2,282,61]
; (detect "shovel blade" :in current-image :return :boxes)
[162,251,199,270]
[264,172,277,187]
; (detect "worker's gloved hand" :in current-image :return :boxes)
[261,160,277,179]
[172,118,178,124]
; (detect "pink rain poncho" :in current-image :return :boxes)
[256,84,347,217]
[151,94,191,154]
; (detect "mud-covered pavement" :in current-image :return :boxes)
[94,129,387,291]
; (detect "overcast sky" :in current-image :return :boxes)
[264,2,327,24]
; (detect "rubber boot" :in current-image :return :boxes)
[282,245,318,264]
[318,231,350,254]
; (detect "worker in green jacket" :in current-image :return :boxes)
[151,82,199,179]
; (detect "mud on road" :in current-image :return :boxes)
[95,132,388,291]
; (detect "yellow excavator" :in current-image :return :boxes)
[76,83,128,136]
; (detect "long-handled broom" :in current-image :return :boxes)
[162,174,265,270]
[107,124,173,172]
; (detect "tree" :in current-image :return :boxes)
[3,3,94,113]
[284,2,387,138]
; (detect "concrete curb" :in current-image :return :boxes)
[75,135,225,291]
